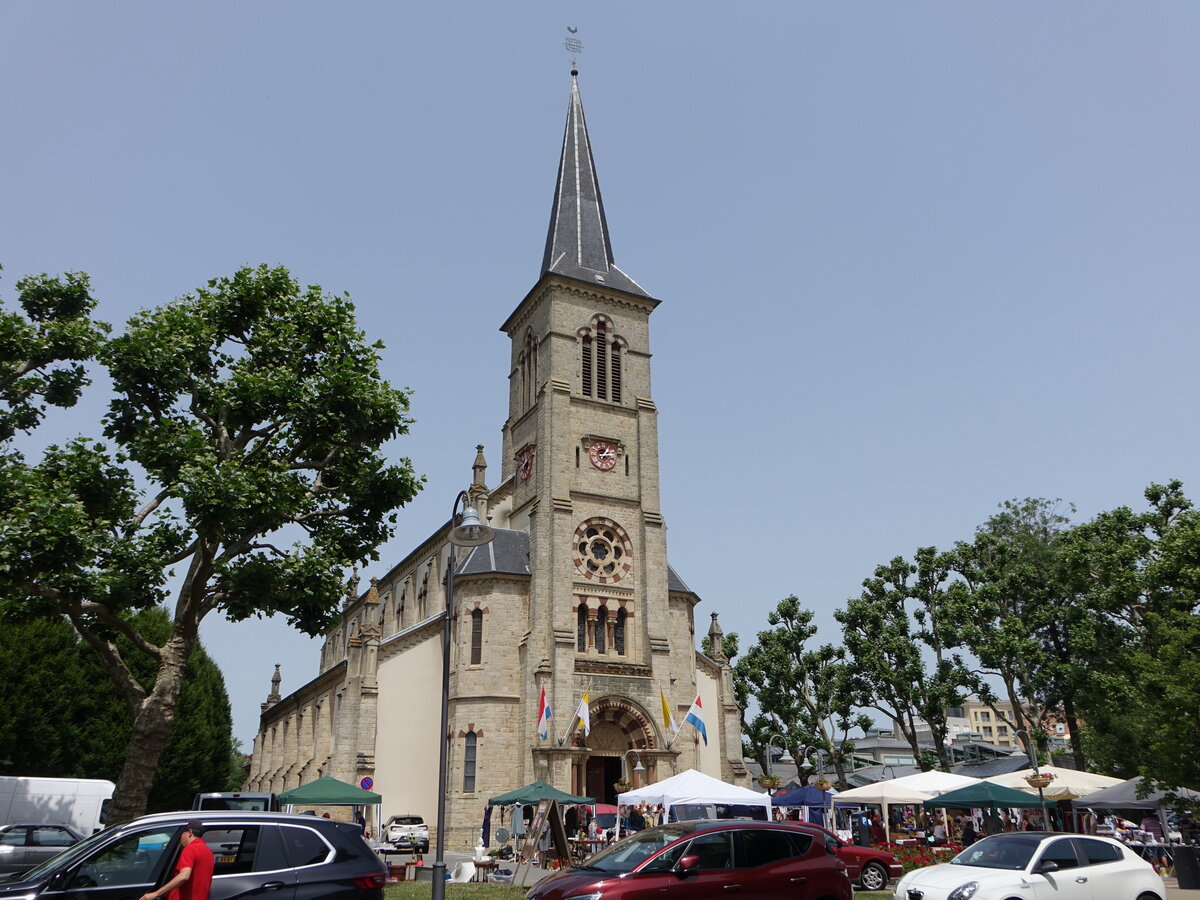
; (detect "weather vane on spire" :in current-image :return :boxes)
[564,26,582,71]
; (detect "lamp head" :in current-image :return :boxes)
[450,504,495,547]
[778,749,795,764]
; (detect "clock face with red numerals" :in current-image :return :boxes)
[518,449,534,481]
[588,440,618,471]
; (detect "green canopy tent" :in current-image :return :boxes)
[279,776,383,837]
[925,781,1057,834]
[487,781,593,807]
[487,782,594,879]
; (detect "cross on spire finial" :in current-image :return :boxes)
[564,27,582,72]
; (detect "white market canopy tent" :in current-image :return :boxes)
[884,771,982,796]
[617,769,772,823]
[1072,776,1200,811]
[984,766,1123,801]
[832,780,934,845]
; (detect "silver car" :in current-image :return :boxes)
[0,824,83,876]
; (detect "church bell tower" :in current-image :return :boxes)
[495,68,701,796]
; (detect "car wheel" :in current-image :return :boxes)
[859,861,888,891]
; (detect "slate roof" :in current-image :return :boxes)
[541,72,650,298]
[454,528,530,576]
[453,527,697,595]
[667,565,695,595]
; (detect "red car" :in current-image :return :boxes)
[794,823,902,891]
[526,819,852,900]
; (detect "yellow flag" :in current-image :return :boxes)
[575,690,591,737]
[660,689,680,734]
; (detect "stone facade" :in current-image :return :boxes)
[246,71,746,849]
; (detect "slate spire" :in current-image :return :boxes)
[541,71,648,297]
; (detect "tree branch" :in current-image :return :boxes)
[132,487,173,530]
[57,598,150,712]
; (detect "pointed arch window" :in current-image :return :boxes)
[463,731,477,793]
[578,315,626,403]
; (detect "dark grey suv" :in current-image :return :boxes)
[0,811,386,900]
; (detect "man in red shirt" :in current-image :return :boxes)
[140,820,214,900]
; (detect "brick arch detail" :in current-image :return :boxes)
[588,696,658,750]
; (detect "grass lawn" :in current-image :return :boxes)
[383,884,895,899]
[385,884,525,899]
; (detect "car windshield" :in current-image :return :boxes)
[579,824,693,874]
[951,835,1040,871]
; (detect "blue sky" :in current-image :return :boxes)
[3,3,1198,749]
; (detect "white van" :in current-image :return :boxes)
[0,777,114,834]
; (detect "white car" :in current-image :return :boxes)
[384,814,429,853]
[893,832,1165,900]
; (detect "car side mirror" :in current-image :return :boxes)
[676,855,700,876]
[47,869,71,891]
[1036,860,1060,874]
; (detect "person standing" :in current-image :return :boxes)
[140,820,214,900]
[961,819,977,846]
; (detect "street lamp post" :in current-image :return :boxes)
[431,491,495,900]
[622,749,646,787]
[796,745,828,829]
[1015,728,1049,825]
[765,733,794,779]
[614,750,646,841]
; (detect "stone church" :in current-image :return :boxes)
[246,68,747,848]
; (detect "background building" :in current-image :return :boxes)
[246,70,745,848]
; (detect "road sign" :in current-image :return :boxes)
[360,777,374,791]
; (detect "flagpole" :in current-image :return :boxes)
[558,683,592,746]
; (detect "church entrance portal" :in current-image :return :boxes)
[572,698,659,803]
[585,756,622,804]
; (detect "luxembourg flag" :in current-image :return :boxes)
[537,688,553,740]
[684,693,708,745]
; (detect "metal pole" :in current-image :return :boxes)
[431,546,455,900]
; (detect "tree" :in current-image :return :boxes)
[734,596,868,789]
[950,499,1077,765]
[0,609,240,808]
[0,265,423,821]
[1057,481,1200,789]
[0,269,108,440]
[836,548,972,771]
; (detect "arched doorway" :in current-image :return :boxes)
[573,696,658,803]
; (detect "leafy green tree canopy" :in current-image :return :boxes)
[0,265,423,821]
[734,595,867,790]
[0,269,109,440]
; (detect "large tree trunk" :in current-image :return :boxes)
[106,635,190,823]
